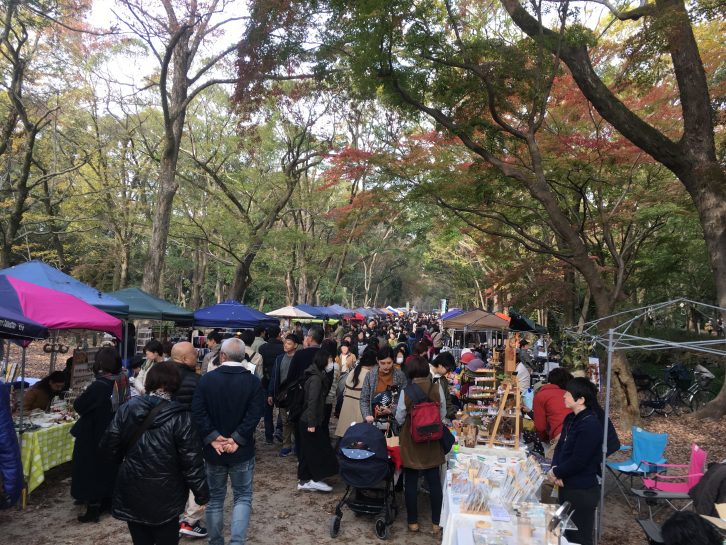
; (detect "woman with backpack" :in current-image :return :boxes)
[395,356,446,536]
[547,377,619,545]
[297,349,338,492]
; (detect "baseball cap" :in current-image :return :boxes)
[460,348,475,363]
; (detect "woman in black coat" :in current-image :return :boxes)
[71,347,122,522]
[296,349,338,492]
[101,361,208,545]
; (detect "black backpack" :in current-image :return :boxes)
[275,375,306,423]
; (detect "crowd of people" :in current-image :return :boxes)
[18,312,724,545]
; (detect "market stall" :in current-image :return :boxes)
[0,275,122,498]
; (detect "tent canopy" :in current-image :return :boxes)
[353,307,376,318]
[294,304,330,319]
[0,276,49,340]
[508,308,547,333]
[267,306,315,319]
[441,308,464,321]
[109,288,193,324]
[327,304,354,318]
[194,300,277,329]
[442,309,509,331]
[0,260,129,317]
[0,276,122,337]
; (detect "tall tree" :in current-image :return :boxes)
[113,0,240,295]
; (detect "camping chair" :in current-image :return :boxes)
[632,443,707,518]
[606,426,668,507]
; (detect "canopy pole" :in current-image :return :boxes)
[49,330,58,373]
[123,320,128,369]
[18,346,27,434]
[598,328,614,545]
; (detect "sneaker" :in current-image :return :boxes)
[279,448,292,457]
[307,480,333,492]
[180,521,208,538]
[297,480,314,491]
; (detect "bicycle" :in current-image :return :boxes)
[638,364,717,417]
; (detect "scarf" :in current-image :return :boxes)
[150,390,172,401]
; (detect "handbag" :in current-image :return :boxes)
[440,425,455,454]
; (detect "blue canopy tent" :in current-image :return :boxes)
[194,300,277,329]
[441,308,464,321]
[353,307,377,318]
[0,260,129,317]
[326,304,354,318]
[109,288,194,325]
[294,304,330,320]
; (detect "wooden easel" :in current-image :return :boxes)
[487,377,520,449]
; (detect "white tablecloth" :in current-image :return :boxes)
[441,447,577,545]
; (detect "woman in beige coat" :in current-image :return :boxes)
[334,349,376,438]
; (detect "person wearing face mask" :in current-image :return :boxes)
[430,352,457,420]
[393,344,408,371]
[360,346,407,424]
[335,341,356,373]
[321,339,339,436]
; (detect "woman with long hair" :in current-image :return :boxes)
[360,345,407,424]
[395,356,446,536]
[548,377,615,545]
[297,349,338,492]
[21,371,66,412]
[334,347,377,438]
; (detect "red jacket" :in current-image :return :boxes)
[533,384,572,442]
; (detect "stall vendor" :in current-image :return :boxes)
[21,371,67,412]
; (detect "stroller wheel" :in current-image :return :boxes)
[375,518,390,540]
[330,515,341,538]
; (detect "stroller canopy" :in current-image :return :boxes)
[338,423,391,488]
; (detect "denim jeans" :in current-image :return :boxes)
[206,458,255,545]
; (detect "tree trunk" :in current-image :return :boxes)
[228,252,256,302]
[142,159,178,295]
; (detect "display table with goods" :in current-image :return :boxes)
[443,369,577,545]
[441,446,577,545]
[16,403,76,494]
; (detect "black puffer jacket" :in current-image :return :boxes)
[173,363,200,409]
[100,395,209,525]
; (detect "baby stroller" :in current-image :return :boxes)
[330,422,398,540]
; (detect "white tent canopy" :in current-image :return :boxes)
[266,306,315,319]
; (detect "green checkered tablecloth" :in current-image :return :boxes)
[20,422,75,493]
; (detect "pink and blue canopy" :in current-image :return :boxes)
[0,260,129,317]
[0,276,122,338]
[0,277,49,340]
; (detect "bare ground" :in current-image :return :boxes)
[1,411,724,545]
[4,343,724,545]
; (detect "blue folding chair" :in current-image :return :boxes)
[606,426,668,507]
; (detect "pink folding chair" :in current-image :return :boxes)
[632,444,707,518]
[642,443,707,493]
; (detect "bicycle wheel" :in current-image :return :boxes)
[656,389,675,416]
[653,381,671,400]
[638,388,656,418]
[691,389,716,411]
[675,390,694,415]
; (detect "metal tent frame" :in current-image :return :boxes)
[563,298,726,545]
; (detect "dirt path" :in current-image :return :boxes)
[1,414,722,545]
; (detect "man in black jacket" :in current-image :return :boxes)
[258,326,284,444]
[192,337,265,545]
[170,342,207,539]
